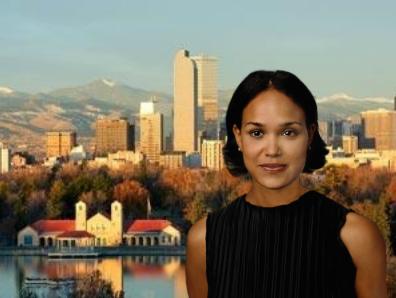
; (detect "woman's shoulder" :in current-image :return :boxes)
[187,194,244,243]
[185,216,209,297]
[339,205,387,296]
[187,215,208,248]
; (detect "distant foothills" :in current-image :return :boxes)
[0,78,393,144]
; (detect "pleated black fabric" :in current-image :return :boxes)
[206,190,357,298]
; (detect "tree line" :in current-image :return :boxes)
[0,162,394,258]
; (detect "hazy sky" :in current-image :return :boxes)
[0,0,395,98]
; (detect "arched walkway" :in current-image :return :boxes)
[48,237,54,247]
[39,237,45,247]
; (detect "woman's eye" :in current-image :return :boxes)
[250,130,297,137]
[284,130,297,136]
[251,130,263,137]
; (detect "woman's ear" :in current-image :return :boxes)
[233,124,242,148]
[308,123,316,146]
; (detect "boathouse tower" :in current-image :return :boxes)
[75,201,87,231]
[111,200,123,245]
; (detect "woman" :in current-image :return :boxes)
[186,70,387,298]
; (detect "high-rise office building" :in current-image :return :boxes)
[140,101,163,165]
[173,49,198,154]
[165,132,173,151]
[346,114,362,137]
[95,117,134,157]
[328,119,353,149]
[173,49,219,154]
[219,116,227,141]
[361,108,396,150]
[46,131,77,158]
[190,54,219,140]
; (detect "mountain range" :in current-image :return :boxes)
[0,79,393,152]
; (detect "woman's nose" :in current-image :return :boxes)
[263,136,280,155]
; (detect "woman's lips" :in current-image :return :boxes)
[259,165,287,174]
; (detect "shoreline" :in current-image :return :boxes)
[0,245,186,256]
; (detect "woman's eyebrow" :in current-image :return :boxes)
[244,121,302,128]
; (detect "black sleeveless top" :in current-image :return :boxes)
[206,190,357,298]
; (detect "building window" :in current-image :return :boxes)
[79,206,82,211]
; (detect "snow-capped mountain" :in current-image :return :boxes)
[0,87,14,94]
[0,79,393,151]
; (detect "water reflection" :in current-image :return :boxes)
[0,256,188,298]
[3,256,395,297]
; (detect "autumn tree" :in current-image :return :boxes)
[0,188,19,243]
[184,192,208,225]
[26,190,47,223]
[62,175,93,218]
[344,166,389,204]
[5,180,35,230]
[113,180,149,219]
[386,175,396,205]
[0,181,7,221]
[160,168,205,197]
[372,191,393,259]
[56,163,81,182]
[78,190,109,216]
[46,180,66,219]
[317,164,347,196]
[93,173,113,198]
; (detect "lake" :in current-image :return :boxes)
[0,255,189,298]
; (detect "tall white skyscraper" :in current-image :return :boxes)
[191,54,219,140]
[173,49,198,154]
[173,49,218,154]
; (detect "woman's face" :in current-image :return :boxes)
[233,89,316,190]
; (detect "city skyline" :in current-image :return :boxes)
[0,0,395,98]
